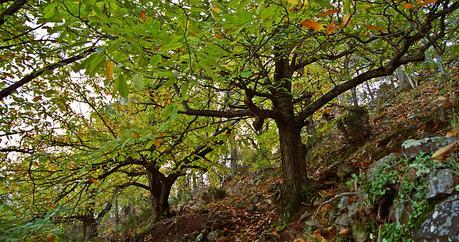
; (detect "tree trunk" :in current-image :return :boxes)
[365,81,375,102]
[230,146,238,175]
[276,119,311,215]
[82,216,98,242]
[114,196,119,225]
[271,55,312,217]
[146,168,178,221]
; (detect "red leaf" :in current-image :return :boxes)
[300,20,324,31]
[318,8,339,17]
[403,3,415,9]
[139,10,147,22]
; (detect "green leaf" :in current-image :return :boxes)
[314,0,334,8]
[115,76,129,98]
[150,54,161,66]
[132,73,144,90]
[240,70,252,78]
[344,0,351,14]
[43,3,58,19]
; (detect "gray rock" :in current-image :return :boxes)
[195,233,204,242]
[413,194,459,241]
[366,154,398,181]
[337,163,353,178]
[348,202,359,217]
[427,169,459,199]
[401,137,456,159]
[335,213,351,227]
[389,200,410,224]
[304,218,319,228]
[338,196,349,211]
[207,230,222,241]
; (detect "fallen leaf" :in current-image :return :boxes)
[338,228,351,236]
[446,128,459,138]
[319,203,333,214]
[272,229,281,239]
[319,9,339,17]
[432,141,458,161]
[313,229,327,242]
[300,20,324,31]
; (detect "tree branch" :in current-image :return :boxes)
[0,47,95,100]
[296,1,457,126]
[0,0,26,26]
[179,108,253,118]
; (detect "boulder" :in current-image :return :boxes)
[401,137,456,159]
[366,154,398,181]
[427,169,459,199]
[413,194,459,241]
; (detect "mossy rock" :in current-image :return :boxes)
[337,107,372,146]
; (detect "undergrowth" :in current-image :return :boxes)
[349,152,458,241]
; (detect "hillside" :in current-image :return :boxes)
[129,79,458,241]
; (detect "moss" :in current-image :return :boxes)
[336,107,372,146]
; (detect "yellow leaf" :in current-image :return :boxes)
[300,20,324,31]
[88,176,97,184]
[318,9,339,17]
[288,0,308,12]
[106,60,114,80]
[416,0,436,6]
[214,33,223,39]
[211,6,222,13]
[341,14,351,27]
[367,25,385,31]
[139,10,147,22]
[153,139,161,147]
[403,3,415,9]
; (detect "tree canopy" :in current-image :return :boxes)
[1,0,458,239]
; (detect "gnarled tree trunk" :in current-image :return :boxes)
[272,57,312,215]
[146,168,179,220]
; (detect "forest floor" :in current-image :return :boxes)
[140,79,458,242]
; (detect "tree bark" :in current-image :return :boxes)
[275,118,310,213]
[230,146,238,175]
[146,168,178,220]
[271,55,312,216]
[82,215,98,242]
